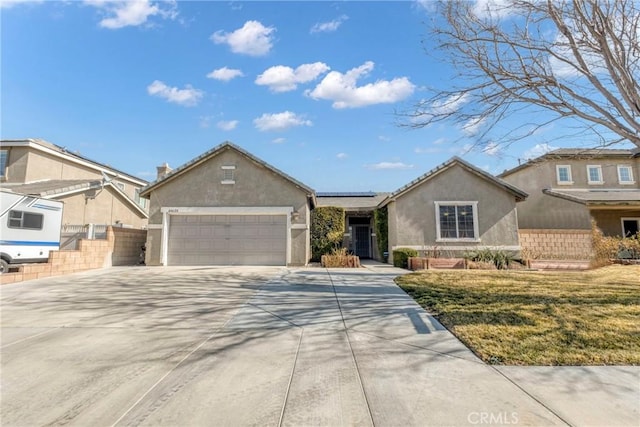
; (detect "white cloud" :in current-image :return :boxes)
[306,61,415,109]
[415,147,442,154]
[365,162,414,170]
[211,20,275,56]
[253,111,312,132]
[207,67,244,82]
[255,62,330,93]
[461,116,486,136]
[85,0,178,29]
[482,142,500,156]
[432,137,447,145]
[1,0,43,8]
[523,143,558,160]
[272,137,286,144]
[472,0,517,19]
[336,152,348,160]
[414,0,435,12]
[217,120,239,131]
[147,80,203,107]
[310,15,348,33]
[431,93,470,116]
[378,135,391,142]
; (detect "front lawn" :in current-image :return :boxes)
[396,265,640,365]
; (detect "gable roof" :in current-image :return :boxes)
[379,156,528,207]
[1,138,148,186]
[139,142,316,204]
[2,179,149,218]
[499,147,640,178]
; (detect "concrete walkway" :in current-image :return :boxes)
[1,264,638,426]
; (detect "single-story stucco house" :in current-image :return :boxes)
[141,142,528,266]
[379,157,528,257]
[139,142,316,266]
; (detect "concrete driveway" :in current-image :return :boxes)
[1,265,637,426]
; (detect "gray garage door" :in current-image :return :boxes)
[167,214,287,266]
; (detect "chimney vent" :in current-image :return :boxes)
[156,162,172,180]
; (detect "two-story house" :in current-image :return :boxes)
[499,148,640,238]
[1,139,148,228]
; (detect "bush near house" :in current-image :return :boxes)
[393,247,418,269]
[464,249,518,270]
[591,221,640,268]
[311,206,345,262]
[374,207,388,261]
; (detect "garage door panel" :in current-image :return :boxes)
[168,214,287,266]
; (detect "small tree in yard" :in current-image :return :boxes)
[404,0,640,151]
[311,206,345,262]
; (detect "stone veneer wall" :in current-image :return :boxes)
[1,227,147,285]
[519,229,593,260]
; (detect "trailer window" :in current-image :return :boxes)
[8,210,44,230]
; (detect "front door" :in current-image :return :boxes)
[354,226,371,258]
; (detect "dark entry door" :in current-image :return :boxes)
[354,226,371,258]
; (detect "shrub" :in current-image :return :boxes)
[393,247,418,268]
[321,247,361,268]
[311,206,345,262]
[591,220,640,268]
[374,207,388,261]
[464,249,515,270]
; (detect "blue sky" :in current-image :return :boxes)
[0,0,606,191]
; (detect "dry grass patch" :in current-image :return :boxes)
[396,265,640,365]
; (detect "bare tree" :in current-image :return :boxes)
[404,0,640,150]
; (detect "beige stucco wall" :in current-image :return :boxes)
[59,187,148,228]
[4,147,142,201]
[387,165,520,256]
[591,209,640,236]
[502,157,639,230]
[145,147,312,266]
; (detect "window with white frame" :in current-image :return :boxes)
[134,188,147,209]
[115,182,126,191]
[617,165,635,184]
[221,165,235,184]
[0,149,7,178]
[556,165,573,184]
[587,165,603,184]
[435,202,479,241]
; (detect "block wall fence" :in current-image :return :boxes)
[1,227,147,285]
[518,229,593,260]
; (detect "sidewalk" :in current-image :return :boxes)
[356,260,640,426]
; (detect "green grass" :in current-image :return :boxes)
[396,265,640,365]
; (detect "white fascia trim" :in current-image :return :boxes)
[16,140,147,186]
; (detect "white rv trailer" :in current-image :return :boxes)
[0,190,63,273]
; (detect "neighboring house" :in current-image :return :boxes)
[316,192,389,259]
[499,148,640,237]
[139,142,315,266]
[0,139,149,228]
[379,157,528,257]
